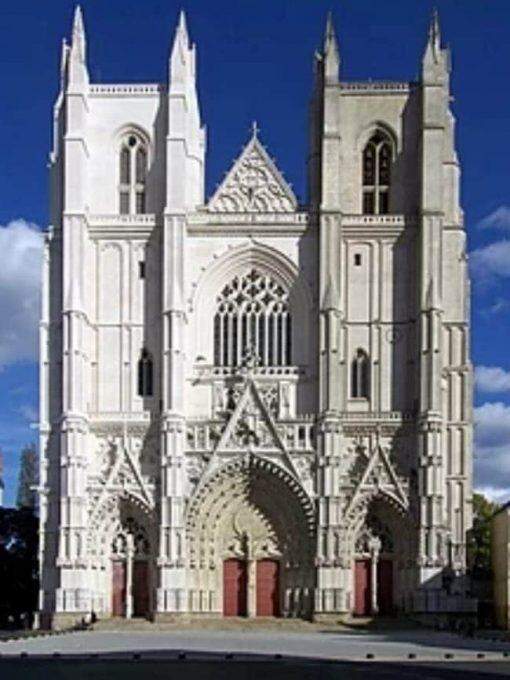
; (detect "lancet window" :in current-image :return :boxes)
[362,130,392,215]
[137,348,153,397]
[351,348,370,399]
[119,134,147,215]
[213,269,292,367]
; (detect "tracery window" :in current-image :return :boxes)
[137,348,153,397]
[351,348,370,399]
[213,269,292,367]
[362,131,392,215]
[119,134,147,215]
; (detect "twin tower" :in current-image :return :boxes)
[38,7,473,627]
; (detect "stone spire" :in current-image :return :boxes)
[422,8,449,83]
[324,12,340,83]
[68,5,89,87]
[170,9,195,84]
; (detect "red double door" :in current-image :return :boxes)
[354,559,393,616]
[223,559,280,616]
[111,561,150,617]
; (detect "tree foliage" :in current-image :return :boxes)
[468,492,500,579]
[16,443,38,510]
[0,508,38,627]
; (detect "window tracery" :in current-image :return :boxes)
[213,269,292,368]
[119,134,147,215]
[362,130,392,215]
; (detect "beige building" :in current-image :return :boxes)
[38,8,474,628]
[491,504,510,628]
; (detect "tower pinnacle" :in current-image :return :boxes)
[71,5,86,63]
[323,12,340,83]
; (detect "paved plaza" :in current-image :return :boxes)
[1,627,510,660]
[1,627,510,678]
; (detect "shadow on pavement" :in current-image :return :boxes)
[0,652,509,679]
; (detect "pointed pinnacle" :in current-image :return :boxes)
[73,5,84,37]
[429,7,441,47]
[178,9,188,36]
[324,11,338,50]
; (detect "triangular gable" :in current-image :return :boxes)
[208,131,297,213]
[215,378,287,453]
[346,445,408,515]
[91,440,154,521]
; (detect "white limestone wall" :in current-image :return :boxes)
[85,88,166,214]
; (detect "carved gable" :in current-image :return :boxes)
[208,131,297,213]
[215,378,286,452]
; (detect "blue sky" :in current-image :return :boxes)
[1,0,510,506]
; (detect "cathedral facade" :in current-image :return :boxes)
[39,8,474,627]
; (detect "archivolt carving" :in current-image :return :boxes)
[186,454,315,570]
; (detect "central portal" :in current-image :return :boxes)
[188,455,315,618]
[223,558,280,617]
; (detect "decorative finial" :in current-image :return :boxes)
[251,120,260,138]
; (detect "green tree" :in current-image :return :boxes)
[468,492,500,579]
[16,444,38,511]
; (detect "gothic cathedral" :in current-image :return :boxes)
[39,8,474,627]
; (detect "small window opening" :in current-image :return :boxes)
[137,348,153,397]
[138,261,146,279]
[354,253,362,266]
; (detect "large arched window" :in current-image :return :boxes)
[362,131,392,215]
[351,348,370,399]
[137,348,153,397]
[119,134,147,215]
[213,269,292,367]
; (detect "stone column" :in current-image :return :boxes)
[369,537,381,615]
[126,535,134,619]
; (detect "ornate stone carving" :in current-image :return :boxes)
[208,133,297,214]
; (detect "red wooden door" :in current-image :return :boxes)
[354,559,371,616]
[112,561,126,616]
[223,559,247,616]
[133,561,149,617]
[256,560,280,616]
[377,559,393,615]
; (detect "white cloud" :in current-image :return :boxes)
[17,404,38,422]
[487,297,510,315]
[0,220,44,369]
[470,240,510,281]
[474,402,510,496]
[475,366,510,393]
[474,485,510,505]
[478,206,510,231]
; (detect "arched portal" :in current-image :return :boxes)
[87,494,156,619]
[186,454,316,618]
[348,496,416,616]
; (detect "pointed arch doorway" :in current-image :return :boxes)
[188,455,315,618]
[353,511,395,616]
[111,516,151,618]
